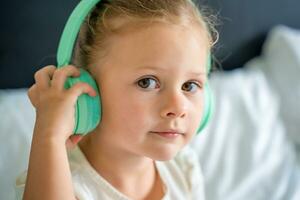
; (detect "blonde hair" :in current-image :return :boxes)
[73,0,218,70]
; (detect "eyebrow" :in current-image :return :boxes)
[136,65,207,76]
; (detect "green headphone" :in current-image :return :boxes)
[57,0,214,135]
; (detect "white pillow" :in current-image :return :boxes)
[0,89,35,200]
[246,25,300,145]
[191,66,300,200]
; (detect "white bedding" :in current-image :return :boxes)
[1,25,300,200]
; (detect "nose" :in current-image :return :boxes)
[160,90,188,119]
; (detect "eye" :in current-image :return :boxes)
[182,81,201,92]
[137,77,160,90]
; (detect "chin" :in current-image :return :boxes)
[148,145,181,161]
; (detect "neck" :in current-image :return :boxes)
[78,131,162,199]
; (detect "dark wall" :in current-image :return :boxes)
[0,0,79,89]
[204,0,300,70]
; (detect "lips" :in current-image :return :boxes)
[150,129,184,138]
[152,131,181,134]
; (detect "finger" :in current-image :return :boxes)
[51,65,81,91]
[27,84,39,107]
[34,65,56,91]
[66,82,97,103]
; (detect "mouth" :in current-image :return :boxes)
[150,130,184,139]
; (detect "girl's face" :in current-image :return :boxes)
[91,23,209,161]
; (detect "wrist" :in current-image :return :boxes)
[32,120,71,144]
[32,130,67,147]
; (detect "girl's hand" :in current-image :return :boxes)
[27,65,97,147]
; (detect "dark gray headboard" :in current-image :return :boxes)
[1,0,300,88]
[206,0,300,70]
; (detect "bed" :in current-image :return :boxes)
[1,1,300,200]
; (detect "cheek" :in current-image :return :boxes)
[120,100,148,125]
[103,88,152,132]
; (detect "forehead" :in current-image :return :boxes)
[98,23,209,74]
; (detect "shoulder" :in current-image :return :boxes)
[67,145,101,199]
[68,146,130,200]
[14,146,97,200]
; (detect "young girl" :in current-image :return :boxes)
[16,0,217,199]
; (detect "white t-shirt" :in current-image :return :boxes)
[15,145,205,200]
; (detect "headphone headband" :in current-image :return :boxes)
[57,0,101,68]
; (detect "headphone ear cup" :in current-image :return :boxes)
[197,82,214,134]
[65,68,102,134]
